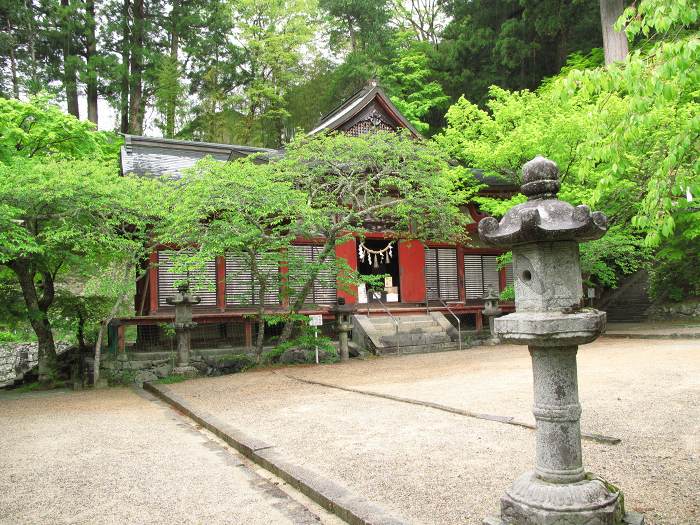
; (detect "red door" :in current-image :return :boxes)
[398,240,426,303]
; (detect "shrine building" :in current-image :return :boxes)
[116,83,516,353]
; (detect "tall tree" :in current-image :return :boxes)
[59,0,81,118]
[436,0,602,105]
[319,0,391,53]
[84,0,99,124]
[127,0,145,134]
[0,97,160,383]
[599,0,628,64]
[275,131,471,342]
[230,0,319,147]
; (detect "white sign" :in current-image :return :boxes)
[357,283,368,304]
[309,314,323,327]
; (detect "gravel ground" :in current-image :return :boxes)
[0,387,342,525]
[169,338,700,525]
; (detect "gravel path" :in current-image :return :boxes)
[169,338,700,525]
[0,387,341,525]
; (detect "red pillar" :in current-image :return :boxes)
[398,240,426,303]
[148,251,159,314]
[335,238,358,304]
[216,256,226,311]
[499,268,507,292]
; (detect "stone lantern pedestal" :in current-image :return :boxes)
[166,283,201,377]
[333,298,354,362]
[482,287,502,345]
[479,157,643,525]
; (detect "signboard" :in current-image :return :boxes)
[357,283,368,304]
[309,314,323,327]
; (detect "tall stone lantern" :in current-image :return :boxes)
[479,157,642,525]
[166,283,201,376]
[482,286,502,344]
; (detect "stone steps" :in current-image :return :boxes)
[352,313,460,356]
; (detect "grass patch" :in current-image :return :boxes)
[12,381,42,393]
[156,374,187,384]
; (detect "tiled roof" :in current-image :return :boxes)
[308,82,421,138]
[120,135,279,179]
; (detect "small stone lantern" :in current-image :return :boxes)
[166,282,201,376]
[479,157,642,525]
[333,297,354,362]
[482,286,502,344]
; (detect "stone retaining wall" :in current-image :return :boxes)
[648,300,700,320]
[0,342,71,387]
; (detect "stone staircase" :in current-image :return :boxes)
[599,271,652,323]
[351,312,460,355]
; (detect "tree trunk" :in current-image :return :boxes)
[120,0,130,133]
[93,265,137,385]
[599,0,628,65]
[61,0,80,118]
[250,254,266,359]
[165,0,180,138]
[85,0,98,125]
[279,238,336,343]
[347,16,357,52]
[10,261,57,384]
[128,0,144,135]
[7,21,20,98]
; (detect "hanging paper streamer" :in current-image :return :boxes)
[358,241,394,268]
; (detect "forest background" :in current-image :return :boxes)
[0,1,698,379]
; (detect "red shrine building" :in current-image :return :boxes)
[117,83,515,353]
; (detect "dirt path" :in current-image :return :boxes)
[0,387,343,525]
[168,338,700,525]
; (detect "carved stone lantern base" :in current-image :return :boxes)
[485,471,620,525]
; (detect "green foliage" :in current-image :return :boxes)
[0,97,164,378]
[0,96,113,164]
[379,32,450,134]
[499,285,514,302]
[435,0,602,105]
[648,202,700,302]
[0,329,34,343]
[437,1,698,295]
[264,324,336,364]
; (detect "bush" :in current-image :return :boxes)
[263,327,337,365]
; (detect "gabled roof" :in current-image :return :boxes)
[308,82,422,138]
[120,135,279,179]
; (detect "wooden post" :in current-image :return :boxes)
[148,251,159,314]
[475,311,483,331]
[279,248,289,307]
[244,319,253,347]
[216,256,226,311]
[457,245,466,302]
[499,267,507,292]
[117,324,126,354]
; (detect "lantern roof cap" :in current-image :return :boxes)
[478,156,607,248]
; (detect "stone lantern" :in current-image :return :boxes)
[482,286,502,344]
[166,282,201,376]
[479,157,642,525]
[333,297,354,362]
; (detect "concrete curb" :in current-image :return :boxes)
[286,375,621,446]
[143,382,408,525]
